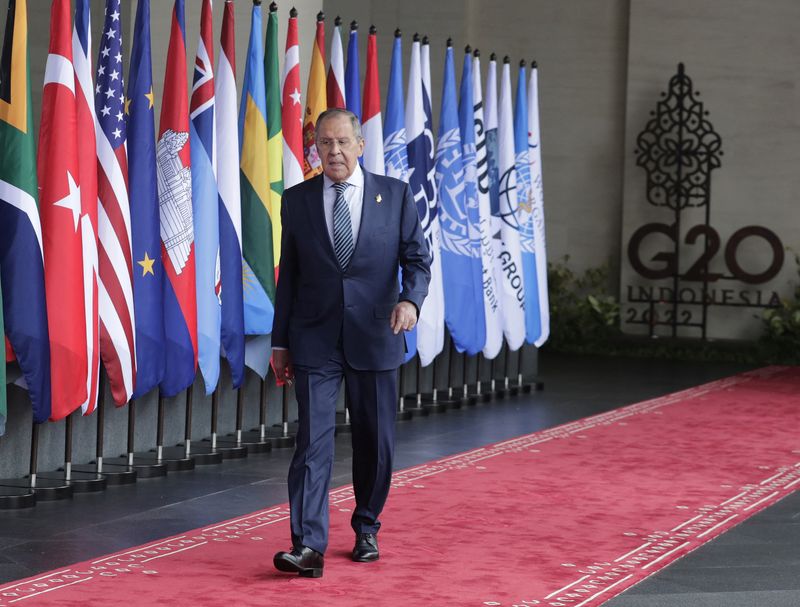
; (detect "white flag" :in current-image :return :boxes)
[406,38,445,366]
[494,58,525,351]
[472,53,504,359]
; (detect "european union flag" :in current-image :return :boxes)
[128,0,165,398]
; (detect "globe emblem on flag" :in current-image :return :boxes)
[515,152,536,253]
[157,129,194,274]
[496,166,522,230]
[384,131,407,179]
[437,129,474,257]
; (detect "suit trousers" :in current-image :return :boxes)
[288,344,397,554]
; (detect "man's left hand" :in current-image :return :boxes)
[391,301,418,335]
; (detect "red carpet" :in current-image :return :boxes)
[2,366,799,606]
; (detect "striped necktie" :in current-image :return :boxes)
[332,181,354,269]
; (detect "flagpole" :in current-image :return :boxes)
[404,355,427,417]
[0,419,37,508]
[396,364,412,421]
[73,371,137,484]
[270,379,294,448]
[434,334,460,409]
[183,383,226,465]
[152,391,194,471]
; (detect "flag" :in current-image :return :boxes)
[361,25,384,175]
[158,0,197,397]
[1,278,5,434]
[190,0,220,395]
[406,35,444,366]
[471,50,504,359]
[39,0,88,420]
[345,21,360,121]
[436,41,484,355]
[514,60,538,346]
[282,8,303,192]
[93,0,136,406]
[527,61,549,347]
[383,29,416,363]
[73,0,100,415]
[239,1,274,339]
[216,0,244,388]
[265,2,283,275]
[0,0,50,423]
[128,0,164,399]
[496,57,525,351]
[326,16,346,109]
[302,11,326,180]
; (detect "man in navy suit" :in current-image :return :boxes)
[272,109,431,578]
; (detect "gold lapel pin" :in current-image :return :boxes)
[375,193,382,204]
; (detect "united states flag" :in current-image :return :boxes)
[95,0,136,405]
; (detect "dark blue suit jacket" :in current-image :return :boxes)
[272,170,431,371]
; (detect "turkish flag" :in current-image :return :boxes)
[37,0,88,420]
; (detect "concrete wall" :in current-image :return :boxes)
[619,0,800,338]
[324,0,632,279]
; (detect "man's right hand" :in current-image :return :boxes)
[272,349,294,386]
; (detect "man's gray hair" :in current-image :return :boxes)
[315,108,363,141]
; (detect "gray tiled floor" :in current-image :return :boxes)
[0,353,797,606]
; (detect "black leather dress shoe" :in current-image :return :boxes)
[352,533,379,562]
[273,546,324,578]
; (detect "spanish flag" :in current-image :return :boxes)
[302,11,326,179]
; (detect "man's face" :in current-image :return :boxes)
[316,114,365,182]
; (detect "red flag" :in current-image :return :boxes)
[73,0,100,415]
[95,0,136,405]
[38,0,88,420]
[281,8,303,191]
[361,26,384,175]
[157,0,197,397]
[326,17,346,109]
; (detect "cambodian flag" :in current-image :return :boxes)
[157,0,197,397]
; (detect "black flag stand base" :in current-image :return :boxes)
[420,354,452,413]
[191,386,225,465]
[73,382,137,485]
[217,384,265,456]
[395,365,412,421]
[101,400,167,479]
[514,347,543,394]
[253,376,292,450]
[402,356,428,418]
[0,418,38,509]
[36,413,107,494]
[0,422,72,503]
[268,386,296,449]
[130,393,193,472]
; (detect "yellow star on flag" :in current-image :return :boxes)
[145,87,154,110]
[138,252,156,276]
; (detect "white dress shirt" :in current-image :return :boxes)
[322,164,364,249]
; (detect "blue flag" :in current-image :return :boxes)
[190,0,221,394]
[436,45,485,355]
[215,1,245,388]
[128,0,165,398]
[485,57,501,217]
[345,23,361,121]
[383,31,416,363]
[514,62,541,344]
